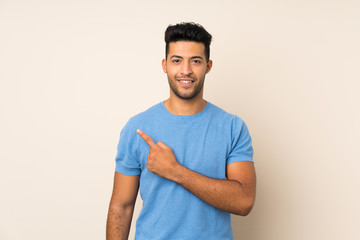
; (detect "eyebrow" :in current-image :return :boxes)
[170,55,204,60]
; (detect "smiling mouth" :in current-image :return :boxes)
[176,78,195,87]
[178,79,194,83]
[177,76,195,82]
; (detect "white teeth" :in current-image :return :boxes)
[180,80,191,83]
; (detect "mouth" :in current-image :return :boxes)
[177,78,195,87]
[178,79,194,83]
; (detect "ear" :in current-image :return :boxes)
[162,59,167,73]
[206,60,213,74]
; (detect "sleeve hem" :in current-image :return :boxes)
[115,165,141,176]
[226,158,254,165]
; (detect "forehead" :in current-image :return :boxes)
[168,41,206,58]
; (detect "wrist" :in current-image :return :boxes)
[169,163,186,183]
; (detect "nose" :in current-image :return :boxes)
[181,61,193,75]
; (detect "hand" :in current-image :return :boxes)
[136,129,180,179]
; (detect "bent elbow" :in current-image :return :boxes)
[233,198,255,216]
[233,206,253,216]
[238,206,253,216]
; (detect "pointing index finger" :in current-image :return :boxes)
[136,129,157,149]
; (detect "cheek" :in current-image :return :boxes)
[168,68,180,77]
[195,69,207,78]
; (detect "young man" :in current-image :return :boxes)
[107,22,256,240]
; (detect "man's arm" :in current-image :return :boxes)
[106,171,139,240]
[137,129,256,216]
[173,161,255,216]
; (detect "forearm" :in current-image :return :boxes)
[170,165,255,216]
[106,203,135,240]
[136,130,256,215]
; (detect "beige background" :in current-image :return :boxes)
[1,0,359,239]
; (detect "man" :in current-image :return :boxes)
[107,22,256,240]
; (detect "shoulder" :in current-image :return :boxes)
[117,103,162,136]
[126,102,163,125]
[207,102,246,126]
[206,102,250,141]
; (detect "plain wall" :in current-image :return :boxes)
[1,0,359,239]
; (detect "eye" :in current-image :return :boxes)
[192,59,201,64]
[172,59,181,63]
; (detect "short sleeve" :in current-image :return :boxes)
[227,116,254,164]
[115,120,141,175]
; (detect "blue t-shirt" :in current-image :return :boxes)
[115,101,253,240]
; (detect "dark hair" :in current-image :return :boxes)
[164,22,212,61]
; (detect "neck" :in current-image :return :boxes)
[164,94,207,116]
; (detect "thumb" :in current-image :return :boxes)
[156,141,168,149]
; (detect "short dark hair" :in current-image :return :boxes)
[164,22,212,61]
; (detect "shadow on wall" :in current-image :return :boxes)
[210,93,298,239]
[231,132,272,240]
[230,134,296,240]
[232,213,258,239]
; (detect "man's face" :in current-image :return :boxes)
[162,41,212,100]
